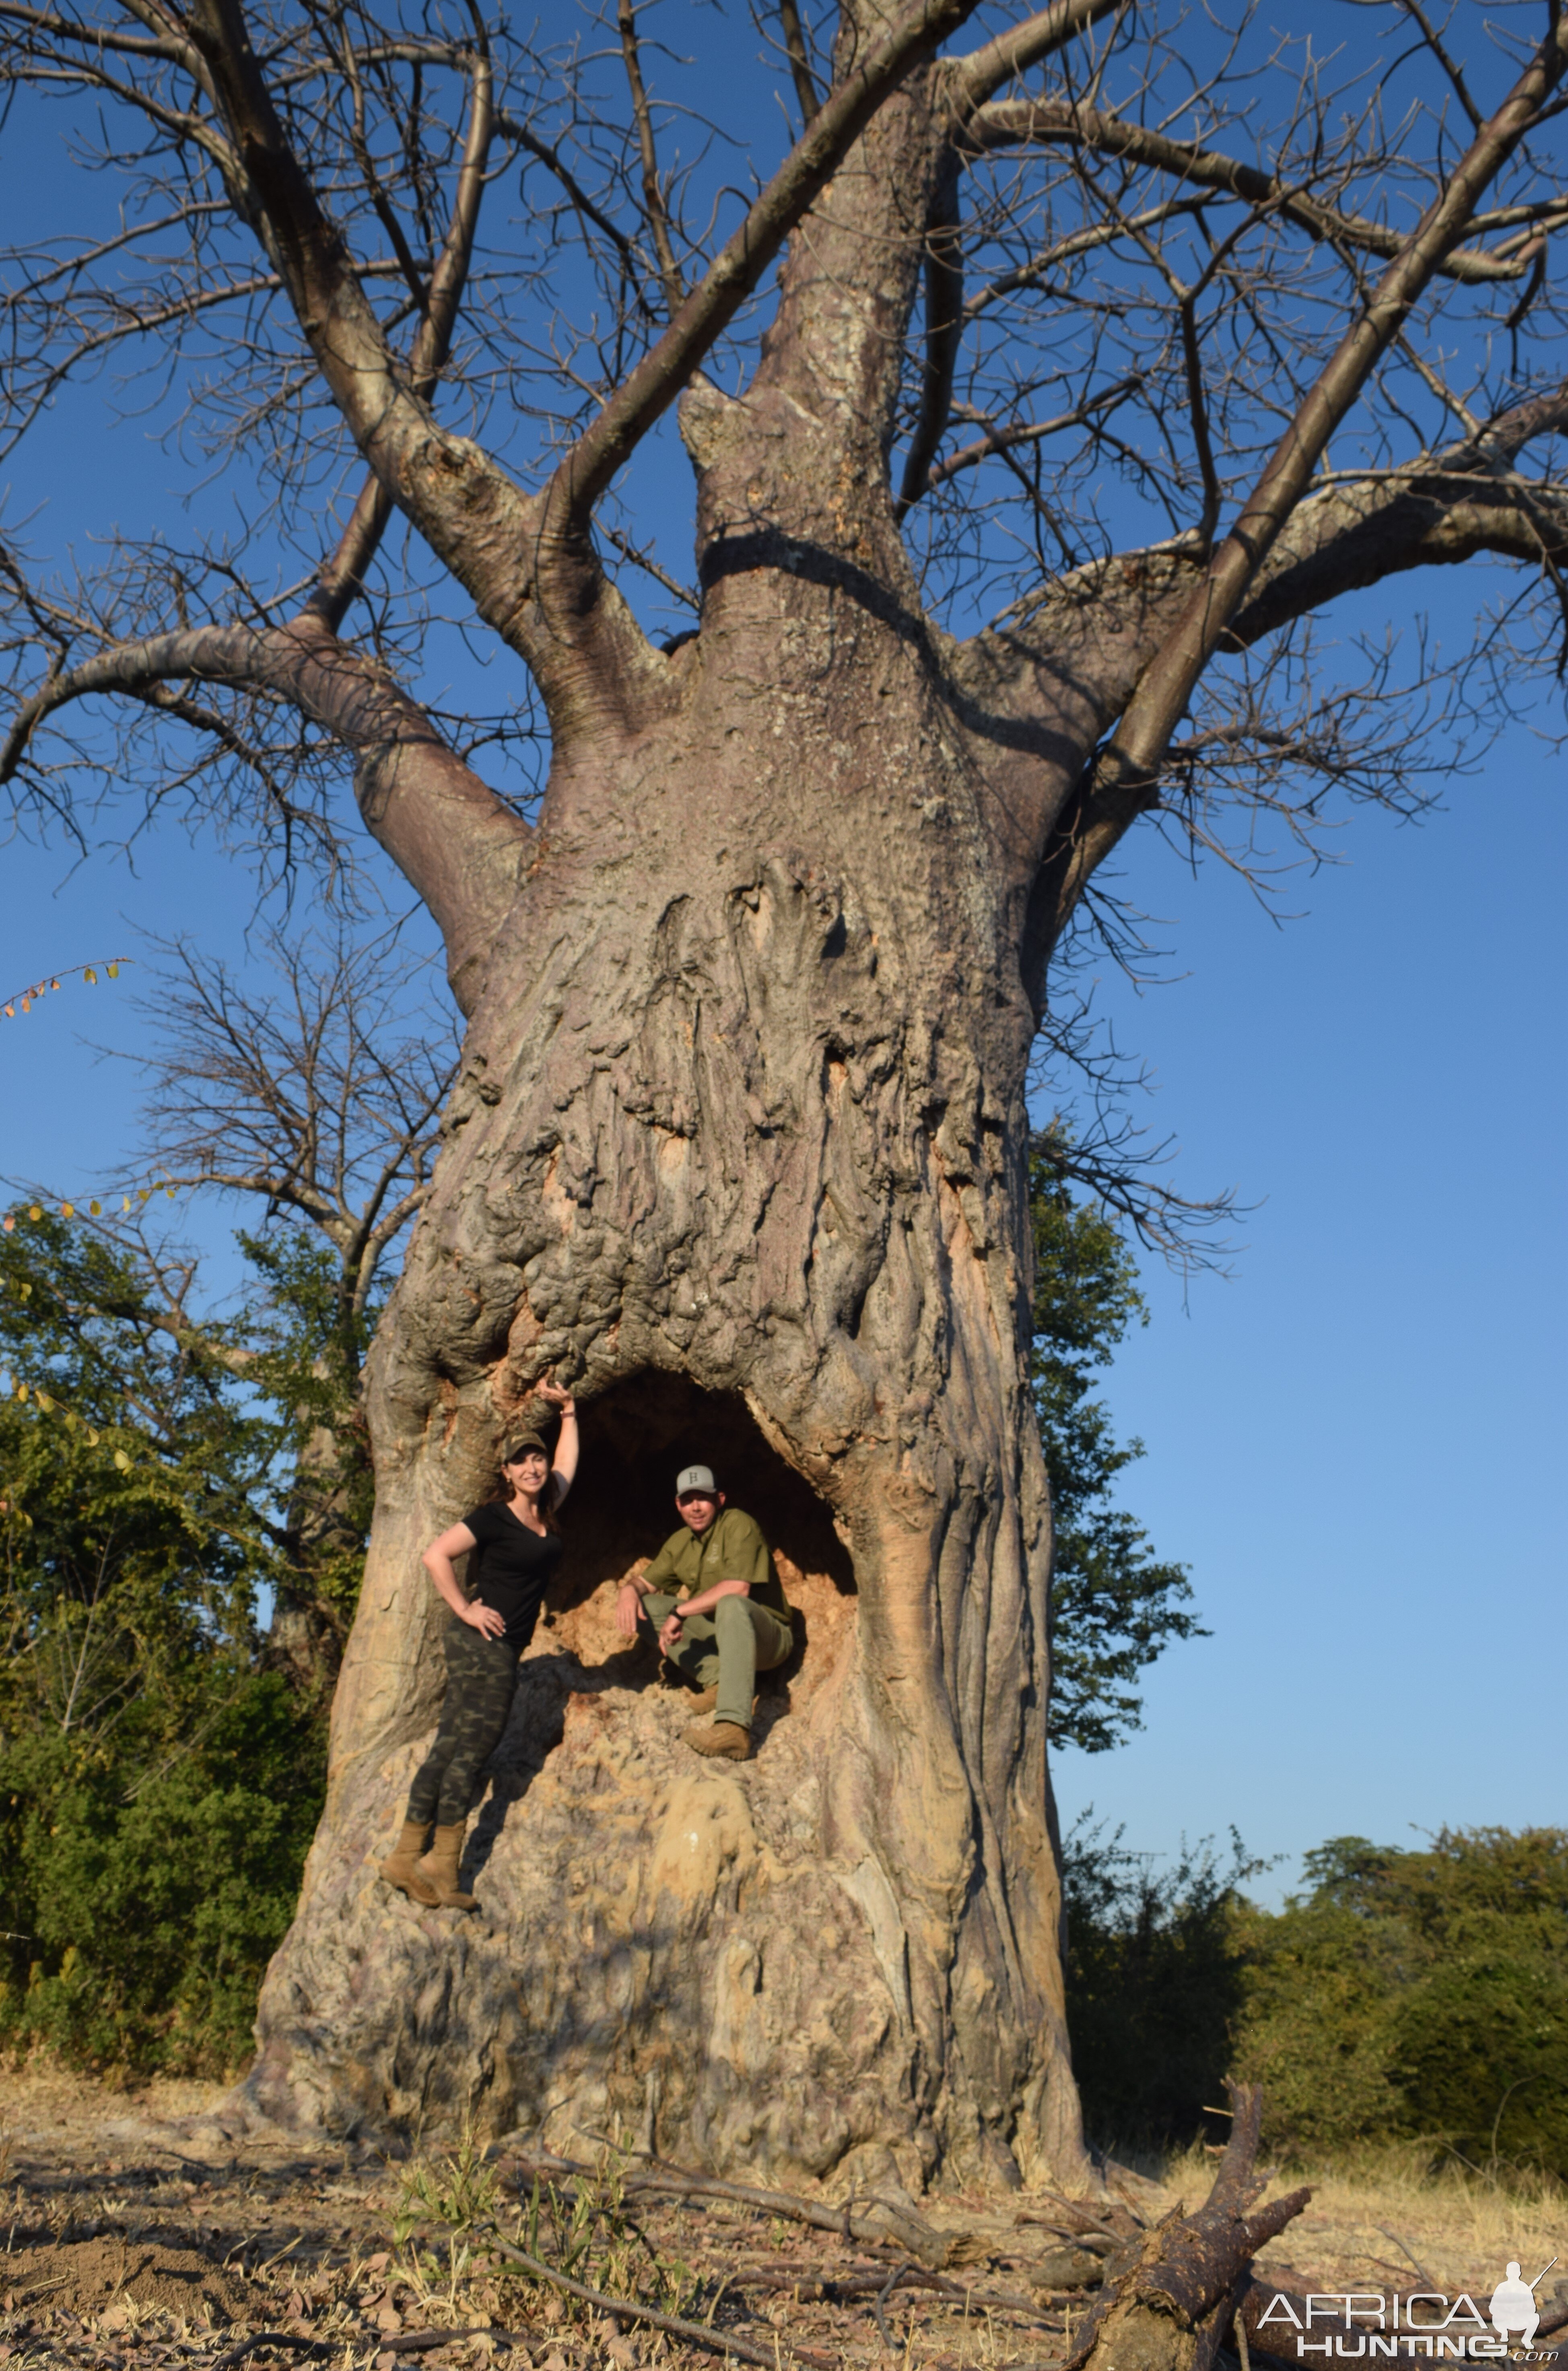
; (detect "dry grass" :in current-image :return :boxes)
[2,2068,1564,2371]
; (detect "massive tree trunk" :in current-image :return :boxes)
[9,0,1565,2198]
[246,360,1094,2196]
[240,29,1119,2190]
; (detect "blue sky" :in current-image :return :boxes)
[1045,681,1567,1897]
[3,1,1564,1907]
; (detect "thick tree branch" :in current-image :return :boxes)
[895,152,965,519]
[959,96,1568,284]
[1034,11,1568,954]
[951,0,1123,111]
[1231,404,1568,642]
[169,0,650,723]
[307,36,495,632]
[0,619,526,1012]
[543,0,992,530]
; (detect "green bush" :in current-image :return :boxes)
[1064,1822,1568,2178]
[1063,1818,1259,2149]
[1233,1829,1568,2175]
[1028,1143,1206,1752]
[1,1209,333,2074]
[1,1676,324,2072]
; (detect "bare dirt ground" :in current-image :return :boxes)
[3,2070,1564,2371]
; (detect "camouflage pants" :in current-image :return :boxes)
[406,1617,519,1828]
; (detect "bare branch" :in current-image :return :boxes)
[952,0,1124,111]
[307,36,496,632]
[546,0,993,528]
[777,0,821,128]
[919,372,1141,497]
[1393,0,1484,132]
[134,926,458,1325]
[960,97,1568,284]
[618,0,686,316]
[1036,10,1568,952]
[0,616,527,1011]
[896,156,965,519]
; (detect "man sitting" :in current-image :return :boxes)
[615,1465,794,1762]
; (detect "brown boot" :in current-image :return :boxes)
[414,1820,478,1911]
[380,1818,439,1906]
[684,1720,751,1762]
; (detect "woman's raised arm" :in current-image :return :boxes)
[536,1380,579,1504]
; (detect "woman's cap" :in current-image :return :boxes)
[676,1463,717,1496]
[503,1431,550,1464]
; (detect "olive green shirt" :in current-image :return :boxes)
[642,1506,793,1625]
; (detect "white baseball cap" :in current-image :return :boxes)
[675,1465,717,1496]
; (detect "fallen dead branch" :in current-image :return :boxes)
[736,2255,1069,2320]
[485,2230,839,2369]
[208,2337,333,2371]
[504,2144,954,2267]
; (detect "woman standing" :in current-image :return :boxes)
[380,1381,578,1910]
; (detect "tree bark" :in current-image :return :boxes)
[243,390,1100,2179]
[14,0,1558,2194]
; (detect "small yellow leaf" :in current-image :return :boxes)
[18,1282,30,1300]
[85,1427,99,1446]
[107,962,120,978]
[113,1449,131,1472]
[138,1189,150,1203]
[84,967,97,984]
[28,1205,41,1221]
[89,1199,101,1216]
[122,1197,132,1213]
[15,1383,27,1402]
[61,1202,74,1219]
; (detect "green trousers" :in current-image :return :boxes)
[639,1590,793,1731]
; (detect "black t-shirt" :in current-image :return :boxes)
[462,1501,564,1650]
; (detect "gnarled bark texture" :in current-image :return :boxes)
[15,0,1564,2199]
[238,24,1129,2190]
[244,401,1096,2179]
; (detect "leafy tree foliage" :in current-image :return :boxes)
[1062,1816,1257,2149]
[1062,1820,1568,2178]
[1232,1827,1568,2176]
[0,1210,336,2071]
[1029,1139,1207,1751]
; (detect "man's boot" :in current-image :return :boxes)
[684,1720,751,1762]
[683,1687,756,1717]
[379,1818,439,1906]
[414,1820,478,1910]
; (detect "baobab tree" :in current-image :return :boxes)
[2,0,1565,2183]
